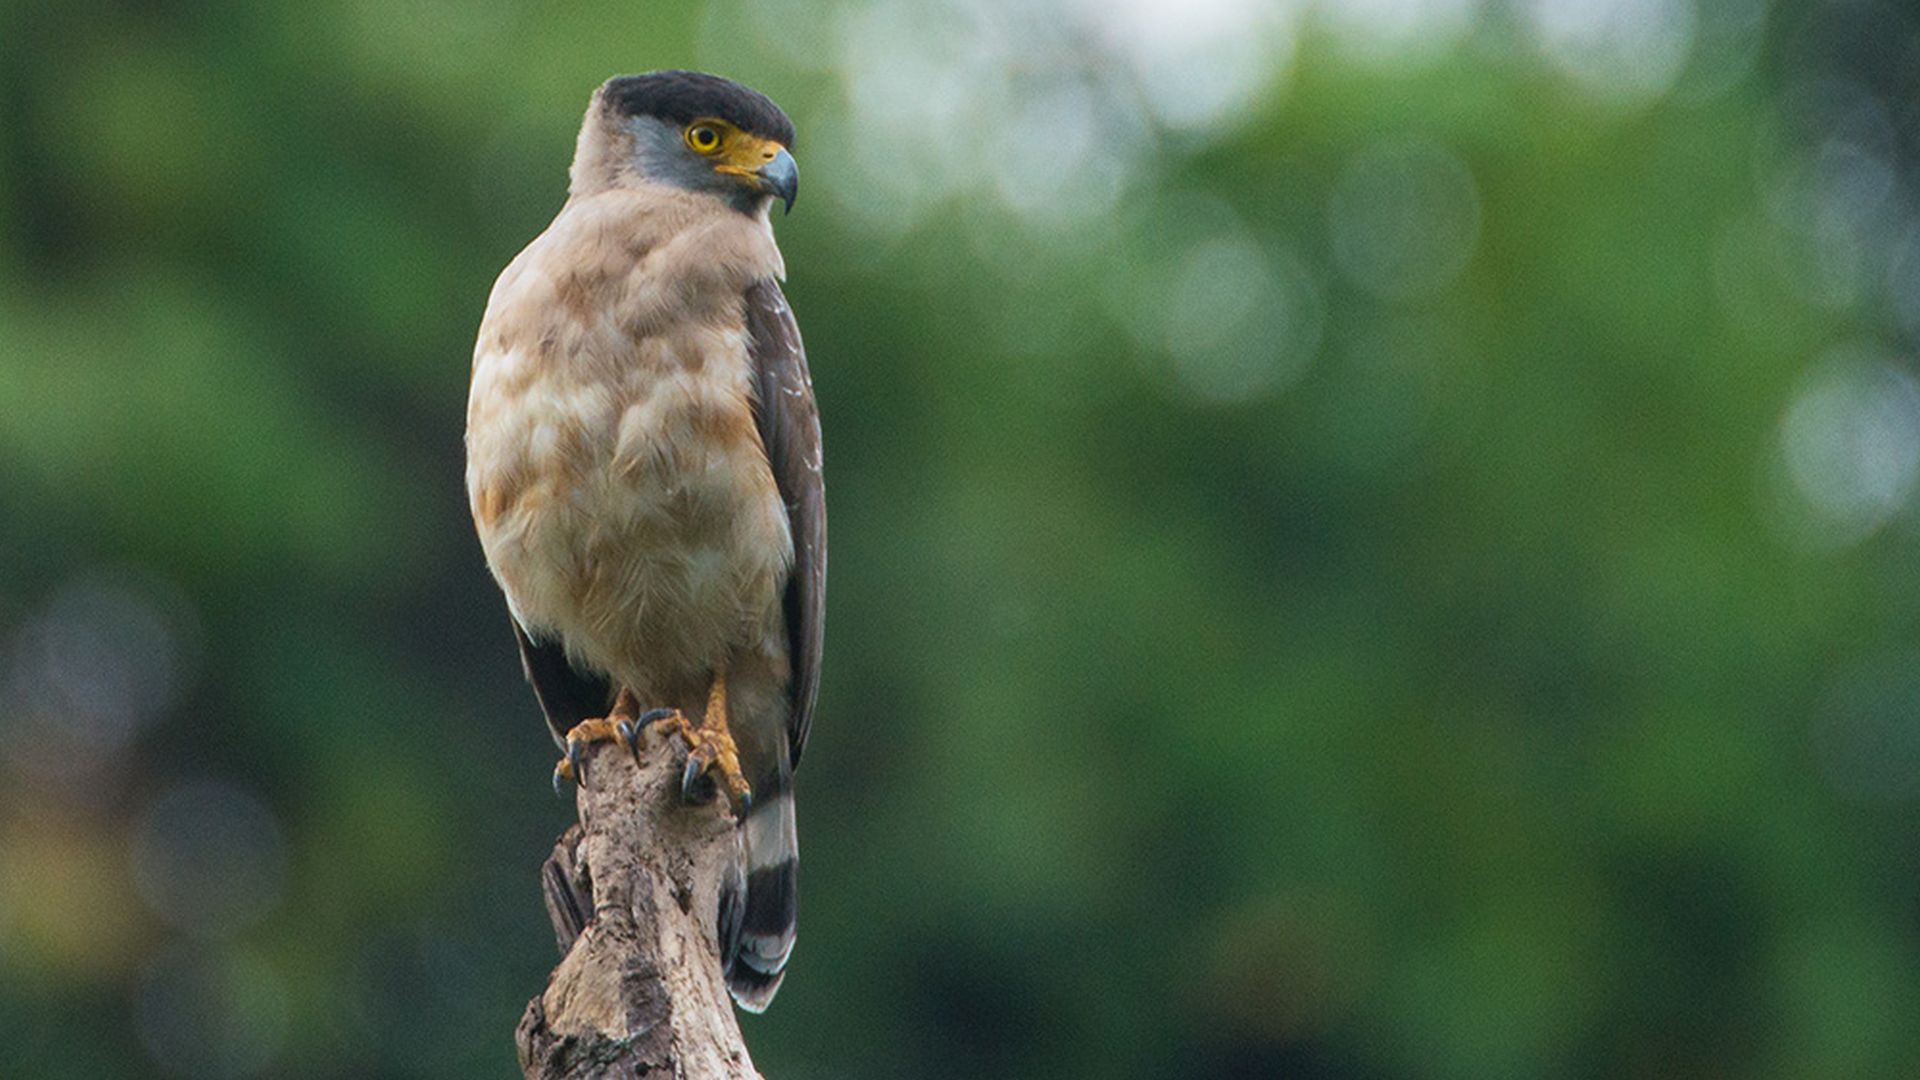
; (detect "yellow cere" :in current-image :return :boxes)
[683,119,788,182]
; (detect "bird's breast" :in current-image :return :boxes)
[467,322,791,696]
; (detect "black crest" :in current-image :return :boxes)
[602,71,796,147]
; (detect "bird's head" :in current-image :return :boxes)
[574,71,798,215]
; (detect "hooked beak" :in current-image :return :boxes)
[757,147,798,214]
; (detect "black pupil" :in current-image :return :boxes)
[696,129,715,146]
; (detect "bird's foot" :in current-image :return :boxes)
[683,721,753,811]
[648,678,752,812]
[551,706,644,795]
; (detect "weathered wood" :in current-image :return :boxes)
[517,727,760,1080]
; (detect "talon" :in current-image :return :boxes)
[681,748,717,804]
[609,689,641,761]
[550,715,628,792]
[567,738,586,786]
[673,671,753,812]
[552,759,572,797]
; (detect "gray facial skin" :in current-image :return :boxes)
[626,114,780,215]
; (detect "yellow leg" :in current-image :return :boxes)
[551,688,642,792]
[650,670,752,809]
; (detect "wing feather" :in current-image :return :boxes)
[744,279,825,768]
[513,620,614,746]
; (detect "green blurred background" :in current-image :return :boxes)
[4,0,1920,1076]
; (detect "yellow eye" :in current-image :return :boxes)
[687,125,722,153]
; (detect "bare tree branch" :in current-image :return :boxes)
[517,728,761,1080]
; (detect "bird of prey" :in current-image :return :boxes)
[464,71,823,1012]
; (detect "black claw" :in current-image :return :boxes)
[637,708,676,726]
[567,739,586,787]
[552,764,568,797]
[681,754,716,804]
[616,719,639,760]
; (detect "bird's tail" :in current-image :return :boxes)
[723,753,797,1012]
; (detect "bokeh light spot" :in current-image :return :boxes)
[988,76,1118,225]
[3,571,195,782]
[1764,143,1898,313]
[130,780,288,939]
[1314,0,1482,70]
[1087,0,1298,131]
[1522,0,1698,108]
[1772,347,1920,552]
[0,809,145,979]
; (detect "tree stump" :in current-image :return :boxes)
[515,724,760,1080]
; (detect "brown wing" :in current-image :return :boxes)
[744,279,825,768]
